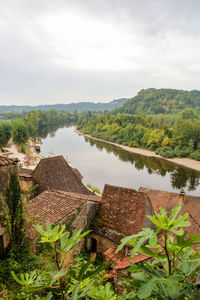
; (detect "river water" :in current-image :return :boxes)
[40,126,200,196]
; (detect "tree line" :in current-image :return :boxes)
[77,108,200,160]
[0,110,78,147]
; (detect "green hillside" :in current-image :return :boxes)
[0,98,128,114]
[116,88,200,114]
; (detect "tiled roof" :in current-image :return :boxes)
[95,184,154,236]
[32,156,94,195]
[0,156,16,166]
[140,187,200,235]
[28,189,100,224]
[104,248,150,270]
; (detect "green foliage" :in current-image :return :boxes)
[10,224,110,299]
[0,249,37,285]
[89,282,117,300]
[116,88,200,115]
[0,110,79,150]
[78,107,200,161]
[117,205,200,299]
[86,184,101,194]
[0,122,11,148]
[1,174,24,250]
[12,119,29,144]
[20,143,25,153]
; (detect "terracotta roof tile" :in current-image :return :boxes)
[140,187,200,235]
[96,184,154,236]
[104,247,150,270]
[0,156,16,166]
[28,189,100,224]
[114,253,150,270]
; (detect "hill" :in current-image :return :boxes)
[0,98,128,114]
[116,88,200,114]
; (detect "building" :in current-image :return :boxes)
[87,184,154,256]
[27,189,101,255]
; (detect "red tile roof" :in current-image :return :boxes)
[140,188,200,235]
[104,247,150,270]
[0,156,16,166]
[28,189,101,224]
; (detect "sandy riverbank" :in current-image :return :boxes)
[75,129,200,172]
[1,140,43,169]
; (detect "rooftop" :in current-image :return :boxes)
[0,156,17,166]
[28,189,101,224]
[32,155,94,195]
[140,187,200,235]
[104,247,150,270]
[95,184,154,237]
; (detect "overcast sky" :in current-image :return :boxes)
[0,0,200,106]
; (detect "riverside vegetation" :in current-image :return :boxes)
[77,88,200,161]
[0,175,200,299]
[77,108,200,161]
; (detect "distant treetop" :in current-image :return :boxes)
[116,88,200,114]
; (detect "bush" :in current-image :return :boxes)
[156,146,175,158]
[0,250,36,285]
[189,150,200,161]
[20,143,25,153]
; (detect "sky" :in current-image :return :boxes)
[0,0,200,106]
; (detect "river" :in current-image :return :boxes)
[40,126,200,196]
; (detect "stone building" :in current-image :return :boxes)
[88,184,155,257]
[27,189,101,253]
[0,156,18,256]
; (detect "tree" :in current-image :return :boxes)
[0,122,11,148]
[179,108,198,120]
[25,110,39,137]
[5,173,24,250]
[12,119,29,144]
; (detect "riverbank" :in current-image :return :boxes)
[75,129,200,172]
[1,139,43,169]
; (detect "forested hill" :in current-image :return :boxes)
[0,98,128,113]
[116,88,200,114]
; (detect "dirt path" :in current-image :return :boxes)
[75,129,200,172]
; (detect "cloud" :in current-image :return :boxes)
[0,0,200,105]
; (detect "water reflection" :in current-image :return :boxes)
[84,136,200,191]
[39,123,66,139]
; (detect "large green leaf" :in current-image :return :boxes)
[34,223,66,243]
[137,273,182,299]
